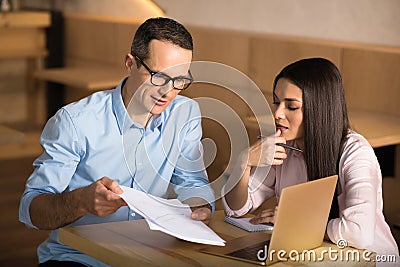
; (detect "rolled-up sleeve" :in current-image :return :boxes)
[19,108,81,229]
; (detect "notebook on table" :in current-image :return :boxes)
[200,175,338,265]
[224,217,274,232]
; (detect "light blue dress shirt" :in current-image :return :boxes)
[19,79,215,266]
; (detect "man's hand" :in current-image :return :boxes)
[182,197,212,224]
[30,176,127,230]
[190,205,212,225]
[81,176,127,217]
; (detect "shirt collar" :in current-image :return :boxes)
[149,112,165,132]
[113,78,166,134]
[113,78,132,135]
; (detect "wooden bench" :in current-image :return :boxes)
[34,66,126,92]
[0,125,24,145]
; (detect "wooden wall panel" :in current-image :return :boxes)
[64,16,117,66]
[342,48,400,116]
[63,15,139,104]
[183,84,252,119]
[248,37,342,95]
[114,22,140,65]
[0,12,49,127]
[189,26,250,75]
[0,29,46,58]
[0,60,26,123]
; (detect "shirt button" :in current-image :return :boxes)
[131,212,136,217]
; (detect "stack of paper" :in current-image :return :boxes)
[119,185,225,246]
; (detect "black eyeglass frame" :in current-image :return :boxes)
[134,55,193,90]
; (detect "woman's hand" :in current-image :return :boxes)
[244,130,287,167]
[249,206,278,225]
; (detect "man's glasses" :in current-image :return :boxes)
[134,55,193,90]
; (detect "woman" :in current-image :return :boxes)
[223,58,398,256]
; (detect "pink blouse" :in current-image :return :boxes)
[222,131,399,256]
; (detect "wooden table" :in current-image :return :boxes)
[59,210,374,266]
[34,66,126,91]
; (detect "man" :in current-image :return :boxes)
[19,17,214,267]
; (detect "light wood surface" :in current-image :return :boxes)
[0,11,50,28]
[348,109,400,148]
[64,13,140,67]
[0,11,49,59]
[0,11,50,134]
[0,130,42,160]
[342,48,400,117]
[0,125,23,144]
[59,210,374,266]
[34,67,126,91]
[190,26,251,75]
[248,36,342,95]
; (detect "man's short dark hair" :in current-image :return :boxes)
[131,17,193,67]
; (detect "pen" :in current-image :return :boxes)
[257,135,303,153]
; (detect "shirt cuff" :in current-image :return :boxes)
[176,186,216,214]
[19,191,41,229]
[221,184,252,217]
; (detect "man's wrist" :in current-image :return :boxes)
[193,203,212,211]
[183,197,212,212]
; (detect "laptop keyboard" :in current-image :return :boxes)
[227,240,270,262]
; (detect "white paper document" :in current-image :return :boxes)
[119,185,225,246]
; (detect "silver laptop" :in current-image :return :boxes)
[200,175,338,265]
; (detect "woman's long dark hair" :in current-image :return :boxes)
[273,58,350,219]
